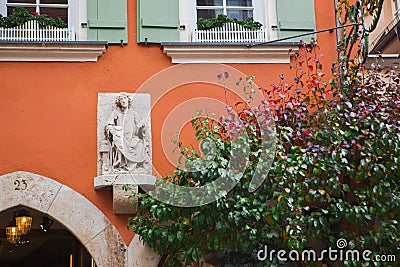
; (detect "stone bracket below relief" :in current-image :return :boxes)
[94,174,156,215]
[94,174,156,190]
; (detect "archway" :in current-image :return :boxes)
[0,172,127,267]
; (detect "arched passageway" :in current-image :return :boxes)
[0,172,126,267]
[0,171,160,267]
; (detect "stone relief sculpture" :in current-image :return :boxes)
[99,93,151,175]
[96,92,154,214]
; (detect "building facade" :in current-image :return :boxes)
[0,0,337,266]
[369,0,400,54]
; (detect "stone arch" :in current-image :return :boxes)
[128,235,160,266]
[0,171,127,267]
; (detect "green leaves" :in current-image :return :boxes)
[129,25,400,265]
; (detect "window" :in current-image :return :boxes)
[5,0,69,24]
[0,0,75,34]
[0,0,128,44]
[161,0,316,63]
[196,0,253,21]
[136,0,267,44]
[0,0,111,62]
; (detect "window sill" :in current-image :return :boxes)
[0,41,107,62]
[162,42,301,64]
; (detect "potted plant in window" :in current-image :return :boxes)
[194,14,266,43]
[197,14,263,31]
[0,7,66,28]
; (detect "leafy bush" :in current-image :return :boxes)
[130,47,400,267]
[0,7,67,28]
[130,1,399,266]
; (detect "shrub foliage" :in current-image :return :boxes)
[129,1,399,266]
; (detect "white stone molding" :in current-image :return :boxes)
[162,43,300,64]
[0,41,107,62]
[94,174,156,190]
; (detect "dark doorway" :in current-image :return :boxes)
[0,206,96,267]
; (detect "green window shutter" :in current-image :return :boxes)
[87,0,128,44]
[137,0,180,43]
[276,0,316,42]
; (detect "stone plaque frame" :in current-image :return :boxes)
[95,93,155,214]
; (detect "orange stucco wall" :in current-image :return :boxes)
[0,0,337,245]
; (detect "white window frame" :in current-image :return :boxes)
[194,0,264,29]
[179,0,277,42]
[2,0,70,25]
[0,0,107,62]
[196,0,254,21]
[0,0,87,41]
[168,0,297,64]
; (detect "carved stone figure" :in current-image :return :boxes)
[95,93,154,214]
[103,93,150,174]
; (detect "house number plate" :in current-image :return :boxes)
[14,179,27,191]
